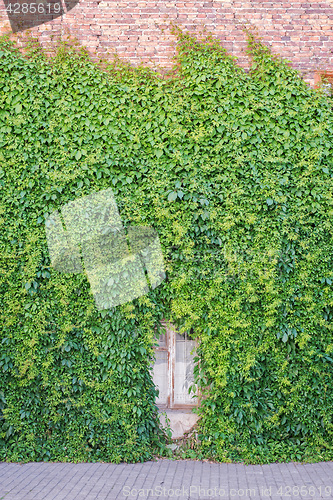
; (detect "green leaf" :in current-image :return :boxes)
[168,191,177,202]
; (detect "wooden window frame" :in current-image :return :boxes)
[153,321,200,410]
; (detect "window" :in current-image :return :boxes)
[314,71,333,96]
[151,322,198,409]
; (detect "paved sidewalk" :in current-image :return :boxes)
[0,459,333,500]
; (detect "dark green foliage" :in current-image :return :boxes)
[0,29,332,463]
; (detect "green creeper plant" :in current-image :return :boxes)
[0,27,332,463]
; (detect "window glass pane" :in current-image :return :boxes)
[175,330,185,342]
[151,351,168,405]
[175,330,195,341]
[187,328,195,340]
[174,337,197,405]
[155,332,166,347]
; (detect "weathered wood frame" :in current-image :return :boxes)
[153,321,200,410]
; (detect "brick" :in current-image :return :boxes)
[0,0,332,83]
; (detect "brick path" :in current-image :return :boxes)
[0,459,333,500]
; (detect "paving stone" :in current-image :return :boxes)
[0,459,333,500]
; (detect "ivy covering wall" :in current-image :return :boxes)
[0,28,332,463]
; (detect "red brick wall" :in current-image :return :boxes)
[1,1,333,85]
